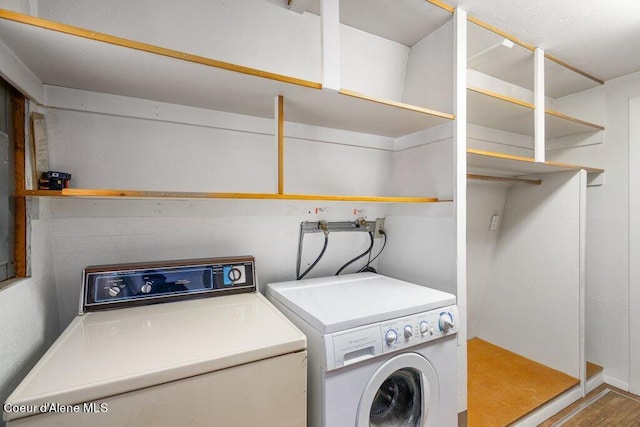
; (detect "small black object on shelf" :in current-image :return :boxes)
[38,171,71,190]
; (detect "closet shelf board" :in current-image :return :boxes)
[17,189,440,203]
[467,87,604,138]
[467,149,604,177]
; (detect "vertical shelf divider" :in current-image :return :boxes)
[454,6,468,418]
[534,47,546,163]
[277,95,285,195]
[321,0,340,90]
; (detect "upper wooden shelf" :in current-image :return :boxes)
[467,87,604,138]
[467,16,603,99]
[17,188,441,204]
[0,9,453,138]
[467,148,604,177]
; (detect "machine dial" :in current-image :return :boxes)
[140,281,153,294]
[108,286,121,297]
[439,312,455,332]
[384,329,398,346]
[403,325,413,339]
[419,321,431,336]
[228,267,242,282]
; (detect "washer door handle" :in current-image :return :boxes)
[343,346,376,366]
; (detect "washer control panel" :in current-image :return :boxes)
[81,256,256,313]
[380,305,458,354]
[327,304,458,371]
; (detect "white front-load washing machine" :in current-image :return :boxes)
[266,272,458,427]
[4,257,307,427]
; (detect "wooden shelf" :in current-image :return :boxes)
[467,87,604,138]
[467,87,534,135]
[467,148,604,177]
[467,16,603,99]
[0,9,453,138]
[545,108,605,138]
[17,188,440,204]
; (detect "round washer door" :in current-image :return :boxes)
[356,352,439,427]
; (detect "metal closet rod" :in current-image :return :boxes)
[467,173,542,185]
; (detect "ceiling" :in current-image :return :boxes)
[449,0,640,82]
[307,0,640,83]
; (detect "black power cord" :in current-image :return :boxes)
[335,231,374,275]
[359,230,387,273]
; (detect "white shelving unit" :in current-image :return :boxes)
[465,17,604,181]
[465,13,605,418]
[0,6,455,202]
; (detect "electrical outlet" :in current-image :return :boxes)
[374,217,385,238]
[490,215,500,231]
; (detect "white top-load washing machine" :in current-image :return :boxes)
[4,256,307,427]
[266,272,458,427]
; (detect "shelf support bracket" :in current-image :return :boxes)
[287,0,312,14]
[534,47,545,163]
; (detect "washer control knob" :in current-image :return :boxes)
[419,321,430,335]
[141,281,153,294]
[384,329,398,346]
[439,312,455,332]
[108,286,121,297]
[403,325,413,339]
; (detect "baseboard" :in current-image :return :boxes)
[586,371,604,394]
[457,410,467,426]
[603,374,629,392]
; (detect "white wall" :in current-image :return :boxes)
[477,171,584,377]
[547,71,640,388]
[378,203,456,296]
[373,135,457,299]
[41,88,391,327]
[40,87,454,329]
[1,0,32,14]
[340,25,409,100]
[630,97,640,394]
[46,109,278,192]
[48,198,387,328]
[466,182,508,339]
[403,20,454,113]
[391,138,454,200]
[0,200,58,427]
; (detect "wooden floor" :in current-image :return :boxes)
[468,338,580,426]
[540,384,640,426]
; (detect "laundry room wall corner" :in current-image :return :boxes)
[0,198,58,427]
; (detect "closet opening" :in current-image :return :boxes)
[466,170,598,425]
